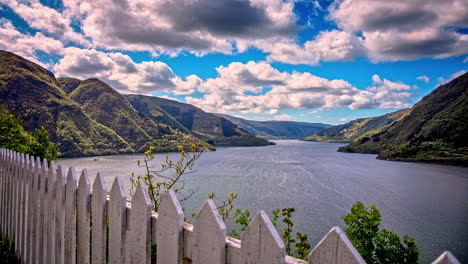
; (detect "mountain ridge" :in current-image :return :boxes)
[303,109,410,143]
[339,72,468,165]
[125,94,273,146]
[0,50,132,157]
[214,113,332,139]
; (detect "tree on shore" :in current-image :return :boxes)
[0,106,57,161]
[343,202,419,263]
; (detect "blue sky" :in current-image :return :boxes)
[1,0,466,124]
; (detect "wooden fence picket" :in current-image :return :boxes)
[38,158,49,264]
[192,199,227,264]
[126,183,152,264]
[77,169,91,264]
[241,210,286,264]
[157,189,184,264]
[0,149,5,236]
[0,149,3,236]
[12,152,19,247]
[6,151,11,240]
[308,226,366,264]
[17,154,25,258]
[109,176,127,264]
[25,154,33,263]
[65,167,77,264]
[91,172,107,264]
[432,251,461,264]
[55,164,67,264]
[31,156,41,264]
[46,161,57,264]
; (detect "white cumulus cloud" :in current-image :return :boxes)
[53,48,201,95]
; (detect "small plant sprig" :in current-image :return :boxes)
[130,143,202,211]
[272,207,311,260]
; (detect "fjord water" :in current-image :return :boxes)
[59,140,468,263]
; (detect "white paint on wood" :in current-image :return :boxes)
[77,169,91,264]
[432,251,461,264]
[126,183,152,264]
[12,153,20,251]
[183,223,194,259]
[31,156,41,264]
[38,158,49,264]
[25,154,34,263]
[46,161,57,264]
[55,163,67,264]
[91,172,107,264]
[192,200,227,264]
[109,176,127,264]
[157,189,184,264]
[0,149,4,236]
[18,154,27,260]
[65,167,77,264]
[241,210,286,264]
[308,226,366,264]
[226,237,241,264]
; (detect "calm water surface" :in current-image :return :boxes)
[59,140,468,263]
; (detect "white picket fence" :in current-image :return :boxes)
[0,148,461,264]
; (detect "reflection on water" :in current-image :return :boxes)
[59,140,468,263]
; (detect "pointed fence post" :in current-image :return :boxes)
[12,153,20,251]
[109,176,127,264]
[13,153,23,257]
[0,149,4,236]
[0,149,4,235]
[19,154,28,260]
[432,251,461,264]
[31,156,42,263]
[126,183,152,264]
[46,161,57,264]
[38,158,49,264]
[4,150,12,239]
[77,169,91,264]
[91,172,108,264]
[192,200,227,264]
[0,149,3,236]
[7,151,15,240]
[308,226,366,264]
[25,154,34,263]
[157,189,184,264]
[65,167,77,264]
[241,211,286,264]
[55,164,67,264]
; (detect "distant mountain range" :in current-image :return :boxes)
[124,95,272,146]
[304,72,468,165]
[215,114,331,139]
[304,109,409,143]
[2,50,465,163]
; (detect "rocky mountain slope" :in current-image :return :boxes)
[0,50,131,157]
[304,109,409,143]
[340,72,468,165]
[126,95,272,146]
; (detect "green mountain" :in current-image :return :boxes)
[125,95,273,146]
[59,78,210,152]
[304,109,410,143]
[215,114,331,139]
[339,72,468,165]
[0,50,131,157]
